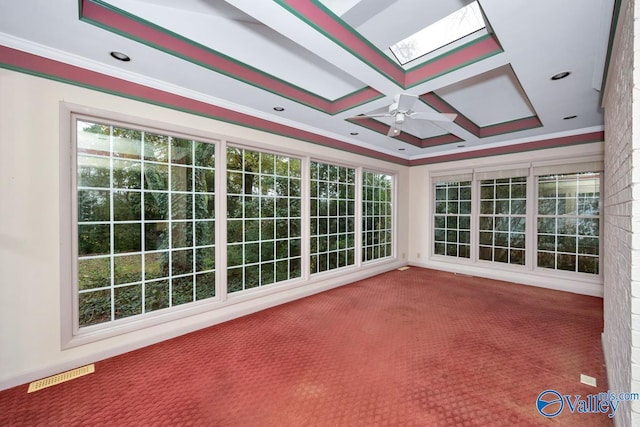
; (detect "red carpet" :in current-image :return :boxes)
[0,267,610,426]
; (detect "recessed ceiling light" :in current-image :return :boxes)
[273,107,285,112]
[563,115,577,120]
[350,132,359,135]
[110,51,131,62]
[551,71,571,80]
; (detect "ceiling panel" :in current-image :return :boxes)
[435,65,534,127]
[105,0,368,100]
[0,0,614,163]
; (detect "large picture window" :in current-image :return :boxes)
[429,162,602,280]
[310,161,356,273]
[536,172,600,274]
[76,120,216,328]
[478,177,527,265]
[226,147,302,292]
[433,179,471,258]
[70,112,400,342]
[362,171,393,262]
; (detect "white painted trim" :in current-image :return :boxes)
[1,259,405,392]
[58,102,407,349]
[410,128,605,161]
[0,33,405,160]
[59,102,74,350]
[414,258,603,297]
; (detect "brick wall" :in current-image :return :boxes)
[631,0,640,420]
[602,0,636,425]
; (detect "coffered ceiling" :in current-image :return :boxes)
[0,0,615,165]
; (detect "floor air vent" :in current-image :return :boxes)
[397,266,410,271]
[27,364,95,393]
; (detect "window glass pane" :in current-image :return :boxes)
[227,147,302,292]
[362,172,393,262]
[477,177,527,265]
[78,156,110,188]
[75,120,216,328]
[144,133,169,163]
[145,280,170,312]
[144,164,169,191]
[433,181,471,259]
[311,161,357,272]
[536,172,600,274]
[78,190,110,222]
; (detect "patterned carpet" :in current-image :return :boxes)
[0,267,610,426]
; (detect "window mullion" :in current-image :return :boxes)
[354,166,363,268]
[301,156,311,281]
[526,171,535,270]
[471,175,480,263]
[217,139,228,301]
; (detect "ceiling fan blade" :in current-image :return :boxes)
[349,113,392,120]
[395,93,418,112]
[408,112,458,122]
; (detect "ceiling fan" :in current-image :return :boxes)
[350,93,457,137]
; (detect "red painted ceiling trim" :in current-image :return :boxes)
[80,0,381,114]
[408,131,604,166]
[420,93,480,136]
[0,46,408,165]
[347,117,463,148]
[280,0,404,82]
[404,36,502,87]
[279,0,503,88]
[479,116,543,138]
[420,92,542,138]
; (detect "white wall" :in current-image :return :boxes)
[407,142,604,296]
[0,69,410,390]
[602,0,640,425]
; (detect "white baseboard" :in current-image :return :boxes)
[411,259,603,297]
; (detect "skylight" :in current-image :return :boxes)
[390,1,486,65]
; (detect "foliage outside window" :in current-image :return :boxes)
[478,177,527,265]
[76,120,216,327]
[433,181,471,258]
[362,171,393,262]
[226,147,302,292]
[310,161,356,273]
[537,173,600,274]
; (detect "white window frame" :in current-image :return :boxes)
[476,169,529,268]
[61,104,401,348]
[62,105,225,348]
[309,159,359,275]
[532,162,603,279]
[427,159,603,282]
[362,170,395,263]
[224,144,304,294]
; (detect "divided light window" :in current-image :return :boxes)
[76,120,216,328]
[433,180,471,258]
[226,147,302,292]
[362,171,393,262]
[478,177,527,265]
[537,173,600,274]
[310,161,356,273]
